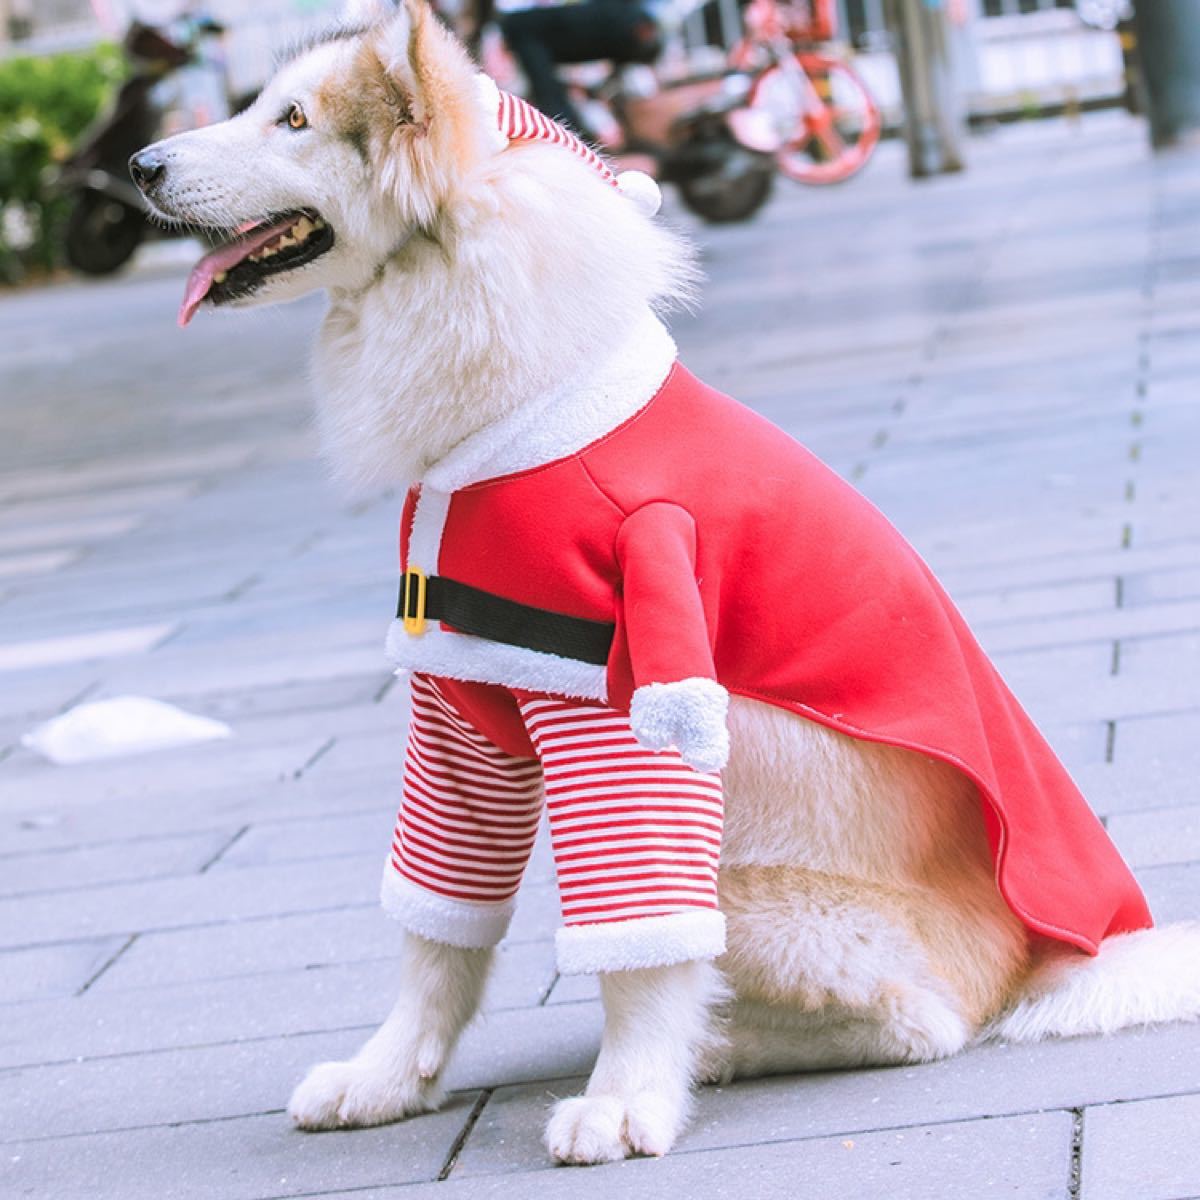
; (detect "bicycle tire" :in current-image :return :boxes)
[752,52,881,186]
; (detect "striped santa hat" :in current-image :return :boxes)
[474,74,662,217]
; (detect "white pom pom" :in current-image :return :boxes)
[473,74,509,153]
[616,170,662,217]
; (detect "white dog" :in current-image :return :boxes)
[132,0,1200,1166]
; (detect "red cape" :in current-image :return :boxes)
[397,364,1152,954]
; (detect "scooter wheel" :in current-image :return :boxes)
[64,192,145,276]
[677,161,774,224]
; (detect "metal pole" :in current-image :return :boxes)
[1132,0,1200,148]
[886,0,966,177]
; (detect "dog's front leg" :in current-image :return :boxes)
[546,959,725,1164]
[288,932,491,1130]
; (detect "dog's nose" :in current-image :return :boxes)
[129,149,166,193]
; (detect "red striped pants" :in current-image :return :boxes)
[382,674,726,974]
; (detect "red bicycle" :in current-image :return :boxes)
[729,0,881,185]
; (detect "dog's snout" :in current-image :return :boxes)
[129,149,166,194]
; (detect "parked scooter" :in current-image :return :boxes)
[54,15,226,276]
[580,63,776,224]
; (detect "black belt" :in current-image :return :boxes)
[397,569,615,666]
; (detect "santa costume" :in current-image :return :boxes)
[379,90,1152,976]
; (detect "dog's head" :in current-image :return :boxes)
[131,0,499,325]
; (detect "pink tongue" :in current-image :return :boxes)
[178,215,301,328]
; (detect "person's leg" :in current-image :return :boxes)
[501,3,649,131]
[500,8,585,129]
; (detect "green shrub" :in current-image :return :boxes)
[0,43,125,283]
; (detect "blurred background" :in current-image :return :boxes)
[0,0,1171,282]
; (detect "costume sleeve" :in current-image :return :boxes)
[615,501,730,773]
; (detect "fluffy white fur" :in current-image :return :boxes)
[287,932,491,1128]
[142,0,1200,1167]
[988,922,1200,1043]
[630,678,731,773]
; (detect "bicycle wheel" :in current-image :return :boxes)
[752,52,880,186]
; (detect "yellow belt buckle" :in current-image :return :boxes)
[402,565,428,635]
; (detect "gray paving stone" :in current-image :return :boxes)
[165,674,393,723]
[1123,566,1200,606]
[1135,862,1200,926]
[0,938,558,1070]
[938,542,1200,599]
[450,1025,1199,1176]
[1107,804,1200,870]
[1,1106,1073,1200]
[1080,1093,1200,1200]
[0,854,379,949]
[545,972,600,1007]
[85,907,415,993]
[0,772,393,852]
[457,1108,1077,1200]
[213,811,396,870]
[977,600,1200,656]
[0,829,234,898]
[1,1098,481,1200]
[0,1002,601,1142]
[1073,758,1200,818]
[957,578,1116,625]
[991,642,1116,698]
[0,936,128,1004]
[1118,710,1200,770]
[0,735,334,812]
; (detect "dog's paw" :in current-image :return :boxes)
[287,1058,441,1131]
[545,1092,682,1164]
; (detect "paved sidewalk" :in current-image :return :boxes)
[2,113,1199,1200]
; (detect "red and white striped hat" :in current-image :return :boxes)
[475,75,662,217]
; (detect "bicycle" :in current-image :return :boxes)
[728,0,881,186]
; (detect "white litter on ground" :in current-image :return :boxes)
[21,696,233,765]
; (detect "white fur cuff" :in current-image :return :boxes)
[556,910,726,975]
[629,678,730,773]
[381,866,514,949]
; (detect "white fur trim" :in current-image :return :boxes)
[408,485,450,576]
[616,170,662,217]
[630,678,730,773]
[381,866,515,949]
[474,74,510,153]
[386,620,608,701]
[422,310,676,493]
[555,910,726,975]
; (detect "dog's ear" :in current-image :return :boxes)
[374,0,451,129]
[371,1,489,163]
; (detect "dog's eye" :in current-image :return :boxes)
[284,103,308,131]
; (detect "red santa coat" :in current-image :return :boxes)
[387,315,1151,956]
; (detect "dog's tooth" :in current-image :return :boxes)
[294,217,313,239]
[214,271,227,284]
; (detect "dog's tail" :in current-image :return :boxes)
[987,921,1200,1043]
